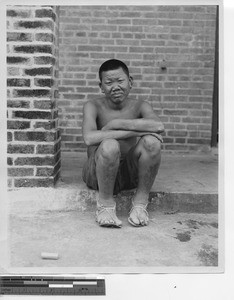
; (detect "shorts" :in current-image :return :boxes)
[82,144,139,195]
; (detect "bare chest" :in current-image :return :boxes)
[96,104,140,129]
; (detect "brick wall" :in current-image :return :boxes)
[7,5,61,188]
[58,5,217,152]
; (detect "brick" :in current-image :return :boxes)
[33,100,53,110]
[189,131,200,138]
[189,110,212,117]
[177,103,202,109]
[14,131,56,142]
[177,89,202,96]
[164,144,189,151]
[7,78,30,87]
[201,132,211,138]
[61,135,74,142]
[34,78,54,87]
[36,167,54,176]
[7,100,30,108]
[182,117,201,123]
[108,19,131,25]
[163,110,188,116]
[13,111,52,119]
[8,168,34,177]
[7,9,32,18]
[14,178,54,188]
[7,157,13,165]
[7,56,30,64]
[167,130,188,137]
[7,120,30,130]
[8,179,13,189]
[104,46,128,53]
[35,9,56,21]
[129,46,154,53]
[14,45,53,54]
[34,56,55,65]
[7,132,12,142]
[15,20,53,30]
[187,124,211,131]
[66,10,91,17]
[7,144,34,154]
[7,32,33,42]
[15,156,54,166]
[13,89,51,98]
[35,33,54,42]
[93,11,119,18]
[24,67,52,76]
[187,138,210,145]
[62,79,86,86]
[119,12,141,18]
[33,121,56,130]
[78,45,103,52]
[61,94,85,100]
[175,138,186,143]
[37,144,54,154]
[189,96,209,102]
[7,67,20,76]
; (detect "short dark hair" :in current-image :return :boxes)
[99,59,130,81]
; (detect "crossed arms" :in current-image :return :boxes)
[82,101,164,146]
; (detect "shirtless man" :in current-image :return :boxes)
[82,59,164,228]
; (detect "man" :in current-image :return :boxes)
[82,59,164,228]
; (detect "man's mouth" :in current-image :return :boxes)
[112,93,122,98]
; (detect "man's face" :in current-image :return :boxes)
[99,67,133,105]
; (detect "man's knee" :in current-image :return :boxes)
[98,139,120,162]
[140,135,161,157]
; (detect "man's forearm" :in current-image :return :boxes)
[83,129,163,146]
[102,119,164,133]
[83,130,140,146]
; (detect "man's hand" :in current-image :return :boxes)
[101,120,119,131]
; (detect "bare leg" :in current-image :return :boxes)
[129,135,161,226]
[95,139,122,227]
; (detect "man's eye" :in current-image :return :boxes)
[118,80,124,83]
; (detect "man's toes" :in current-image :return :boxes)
[130,214,140,225]
[142,219,149,226]
[116,218,122,227]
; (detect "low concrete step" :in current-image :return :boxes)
[59,151,218,214]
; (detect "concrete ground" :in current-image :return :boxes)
[8,151,219,271]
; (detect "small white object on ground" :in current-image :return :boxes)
[41,252,59,260]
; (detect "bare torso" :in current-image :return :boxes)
[90,97,143,157]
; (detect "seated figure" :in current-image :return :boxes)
[82,59,164,228]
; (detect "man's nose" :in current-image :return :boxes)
[112,83,120,91]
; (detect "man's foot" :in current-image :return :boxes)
[96,205,122,228]
[128,203,149,227]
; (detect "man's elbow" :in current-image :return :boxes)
[158,123,165,133]
[83,134,92,147]
[155,122,164,133]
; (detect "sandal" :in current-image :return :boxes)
[96,204,122,228]
[128,203,149,227]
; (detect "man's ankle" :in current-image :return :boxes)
[97,199,116,208]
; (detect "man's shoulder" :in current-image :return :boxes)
[85,97,105,107]
[128,98,148,109]
[84,97,104,110]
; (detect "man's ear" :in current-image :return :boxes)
[99,82,104,93]
[129,76,133,88]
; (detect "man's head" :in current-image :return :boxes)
[99,59,130,82]
[98,59,133,106]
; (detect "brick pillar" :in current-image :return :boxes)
[7,6,61,188]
